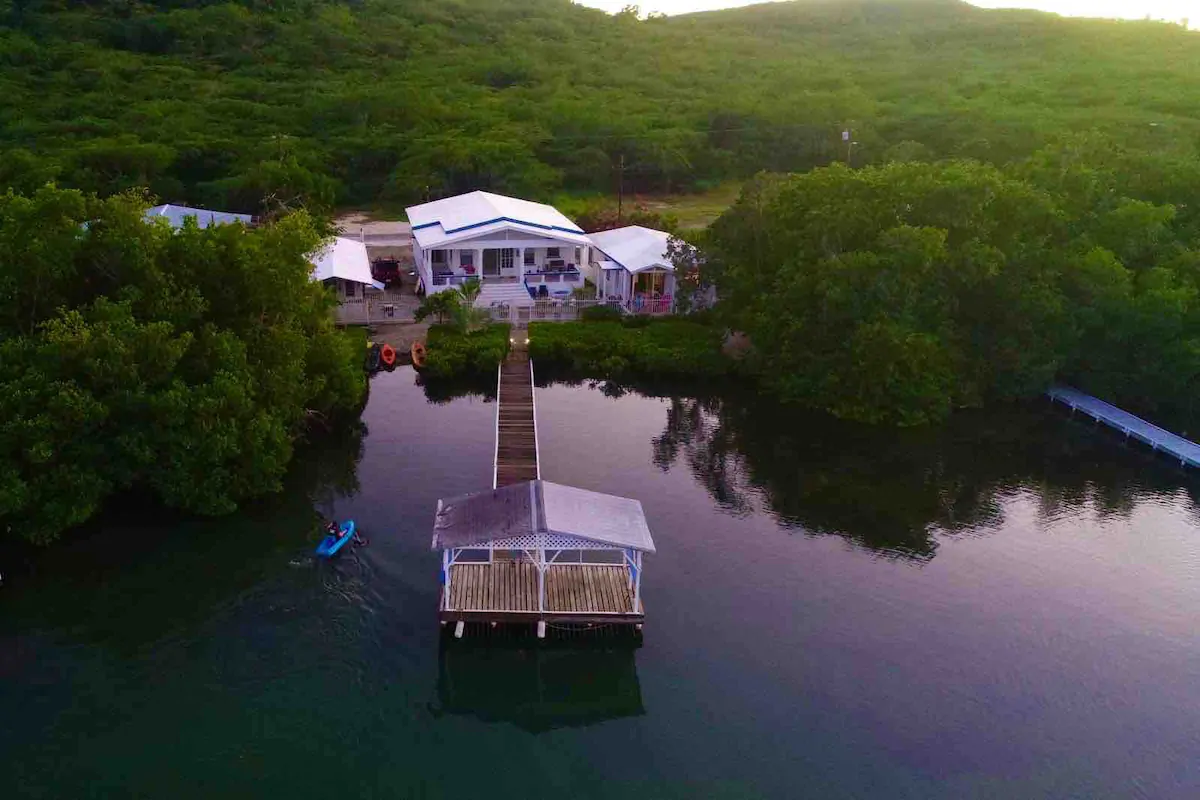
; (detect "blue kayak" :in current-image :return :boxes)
[315,520,356,558]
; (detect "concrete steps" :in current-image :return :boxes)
[477,282,533,308]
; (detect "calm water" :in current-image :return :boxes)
[2,369,1199,799]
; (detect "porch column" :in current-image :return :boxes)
[517,247,525,282]
[476,248,484,280]
[538,548,546,613]
[633,551,642,613]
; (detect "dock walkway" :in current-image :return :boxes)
[493,342,540,488]
[1047,385,1200,467]
[436,339,650,637]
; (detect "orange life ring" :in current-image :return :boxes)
[379,344,396,366]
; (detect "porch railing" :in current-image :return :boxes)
[483,298,621,323]
[626,296,673,315]
[524,268,582,286]
[431,272,474,288]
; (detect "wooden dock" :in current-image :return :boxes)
[1048,385,1200,467]
[493,341,539,489]
[434,338,653,639]
[445,563,638,624]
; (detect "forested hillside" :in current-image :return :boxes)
[1,0,1198,212]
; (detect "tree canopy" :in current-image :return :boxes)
[703,143,1200,426]
[0,186,365,543]
[1,0,1198,211]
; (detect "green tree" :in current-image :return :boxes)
[0,186,365,543]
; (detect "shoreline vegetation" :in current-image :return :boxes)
[528,318,735,385]
[6,0,1200,543]
[0,187,367,545]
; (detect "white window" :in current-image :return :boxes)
[524,249,536,266]
[342,280,356,298]
[431,249,447,265]
[500,248,514,270]
[459,251,474,267]
[546,247,560,258]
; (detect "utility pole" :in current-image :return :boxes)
[617,153,625,224]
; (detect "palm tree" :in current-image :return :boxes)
[455,277,482,309]
[451,278,488,332]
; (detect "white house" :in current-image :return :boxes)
[310,236,384,324]
[145,204,253,229]
[589,226,677,315]
[407,191,593,308]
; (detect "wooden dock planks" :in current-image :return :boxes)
[449,563,539,611]
[448,564,634,615]
[494,342,539,488]
[543,566,633,614]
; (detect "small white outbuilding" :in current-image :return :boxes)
[309,236,384,324]
[588,226,677,314]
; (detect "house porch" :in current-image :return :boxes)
[419,243,587,297]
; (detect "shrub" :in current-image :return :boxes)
[423,323,510,379]
[528,320,731,382]
[579,304,622,322]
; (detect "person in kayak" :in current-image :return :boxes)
[326,520,342,538]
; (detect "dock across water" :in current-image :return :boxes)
[1047,385,1200,468]
[493,341,539,488]
[433,335,654,639]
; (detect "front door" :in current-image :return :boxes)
[482,249,500,277]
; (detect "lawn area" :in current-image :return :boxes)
[634,182,742,229]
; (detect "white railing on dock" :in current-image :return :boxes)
[531,358,541,480]
[492,361,502,490]
[1047,385,1200,467]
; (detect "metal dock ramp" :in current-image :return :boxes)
[1047,385,1200,467]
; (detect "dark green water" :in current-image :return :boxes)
[3,369,1199,799]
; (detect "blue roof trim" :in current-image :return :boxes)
[412,216,583,237]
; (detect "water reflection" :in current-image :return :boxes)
[651,393,1200,559]
[435,635,645,733]
[417,372,496,405]
[0,424,367,650]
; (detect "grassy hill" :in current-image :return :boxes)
[1,0,1198,213]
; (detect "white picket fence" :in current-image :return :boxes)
[482,297,676,323]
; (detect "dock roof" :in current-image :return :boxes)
[432,480,656,553]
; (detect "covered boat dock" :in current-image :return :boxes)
[432,479,655,637]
